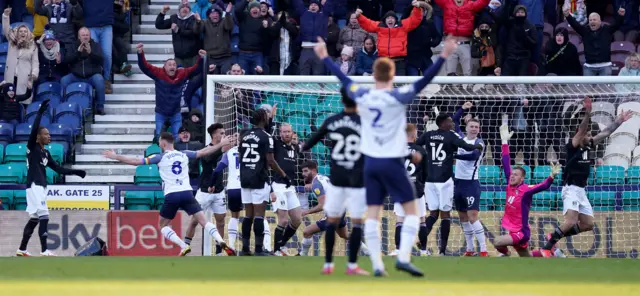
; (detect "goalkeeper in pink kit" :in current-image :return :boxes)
[493,124,561,257]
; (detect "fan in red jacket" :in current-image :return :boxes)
[356,1,425,76]
[434,0,491,75]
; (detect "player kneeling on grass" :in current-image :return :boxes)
[493,125,560,257]
[104,132,236,256]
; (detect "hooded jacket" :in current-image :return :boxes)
[65,39,104,78]
[435,0,491,37]
[503,5,537,61]
[155,11,200,59]
[182,108,205,143]
[293,0,334,42]
[544,28,582,76]
[197,5,234,59]
[0,83,31,121]
[356,46,378,75]
[358,7,423,58]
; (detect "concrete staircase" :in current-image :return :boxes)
[66,0,179,184]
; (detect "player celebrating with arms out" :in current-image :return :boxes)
[494,124,560,257]
[540,97,634,257]
[416,112,483,256]
[17,99,87,257]
[316,34,457,277]
[104,132,236,256]
[239,109,291,256]
[302,87,369,275]
[452,102,488,256]
[391,123,429,257]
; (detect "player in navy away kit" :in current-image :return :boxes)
[17,100,87,257]
[452,102,488,256]
[317,35,457,277]
[416,113,483,256]
[302,87,369,275]
[239,109,291,256]
[540,97,634,257]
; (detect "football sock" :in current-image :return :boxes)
[253,216,265,253]
[280,223,298,247]
[425,215,437,237]
[228,218,239,250]
[184,237,192,246]
[418,223,427,251]
[263,219,272,252]
[472,220,487,252]
[543,227,564,250]
[439,218,451,255]
[161,226,186,249]
[398,215,419,263]
[38,216,49,252]
[564,224,581,237]
[348,223,363,264]
[394,222,402,249]
[364,219,384,271]
[496,246,509,255]
[325,223,337,264]
[274,225,285,251]
[301,237,313,256]
[241,217,254,252]
[531,250,543,257]
[204,222,224,244]
[215,244,222,254]
[461,221,474,252]
[19,218,38,251]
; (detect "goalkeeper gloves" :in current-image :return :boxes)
[499,124,513,145]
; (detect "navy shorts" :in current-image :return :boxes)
[316,215,347,232]
[453,179,481,212]
[364,156,415,206]
[159,190,202,220]
[227,189,243,212]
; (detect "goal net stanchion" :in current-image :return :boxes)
[205,75,640,258]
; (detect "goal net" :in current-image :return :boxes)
[206,75,640,258]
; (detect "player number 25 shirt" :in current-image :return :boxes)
[239,128,274,189]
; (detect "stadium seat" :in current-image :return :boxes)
[622,192,640,206]
[47,123,74,147]
[145,144,162,157]
[478,165,501,185]
[0,55,6,65]
[125,191,155,210]
[493,191,506,206]
[0,122,14,143]
[628,166,640,184]
[315,95,342,113]
[4,143,26,162]
[588,191,617,211]
[10,22,33,31]
[154,191,165,210]
[311,142,329,163]
[54,102,83,136]
[0,163,26,183]
[134,165,161,185]
[0,190,13,209]
[0,144,3,163]
[286,111,312,138]
[603,144,631,170]
[0,42,8,55]
[595,165,625,185]
[291,94,317,113]
[35,82,63,104]
[618,101,640,116]
[318,164,330,176]
[533,191,557,208]
[611,41,635,54]
[13,190,26,210]
[64,82,94,116]
[480,191,494,211]
[13,123,32,143]
[0,62,5,75]
[25,101,52,126]
[45,143,65,164]
[313,111,334,128]
[46,167,59,184]
[543,22,553,38]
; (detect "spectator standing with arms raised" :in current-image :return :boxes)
[82,0,113,94]
[136,43,205,139]
[404,0,441,76]
[156,4,200,68]
[435,0,490,76]
[565,6,625,76]
[196,3,234,74]
[294,0,333,75]
[267,11,299,75]
[61,27,105,114]
[34,0,83,54]
[356,1,424,76]
[236,0,268,75]
[2,7,39,103]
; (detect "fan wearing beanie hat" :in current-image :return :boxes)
[235,0,269,75]
[37,26,65,83]
[335,45,355,75]
[196,2,234,74]
[0,81,33,124]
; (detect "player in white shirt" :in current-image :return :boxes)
[104,132,236,256]
[452,102,488,257]
[315,35,457,277]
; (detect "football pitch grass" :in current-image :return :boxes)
[0,257,638,296]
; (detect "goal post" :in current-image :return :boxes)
[205,75,640,258]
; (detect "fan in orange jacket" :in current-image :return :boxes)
[356,0,425,75]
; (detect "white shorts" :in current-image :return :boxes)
[241,183,271,205]
[271,182,301,212]
[26,183,49,218]
[195,190,227,214]
[394,195,427,217]
[425,178,454,212]
[324,185,366,219]
[562,185,594,217]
